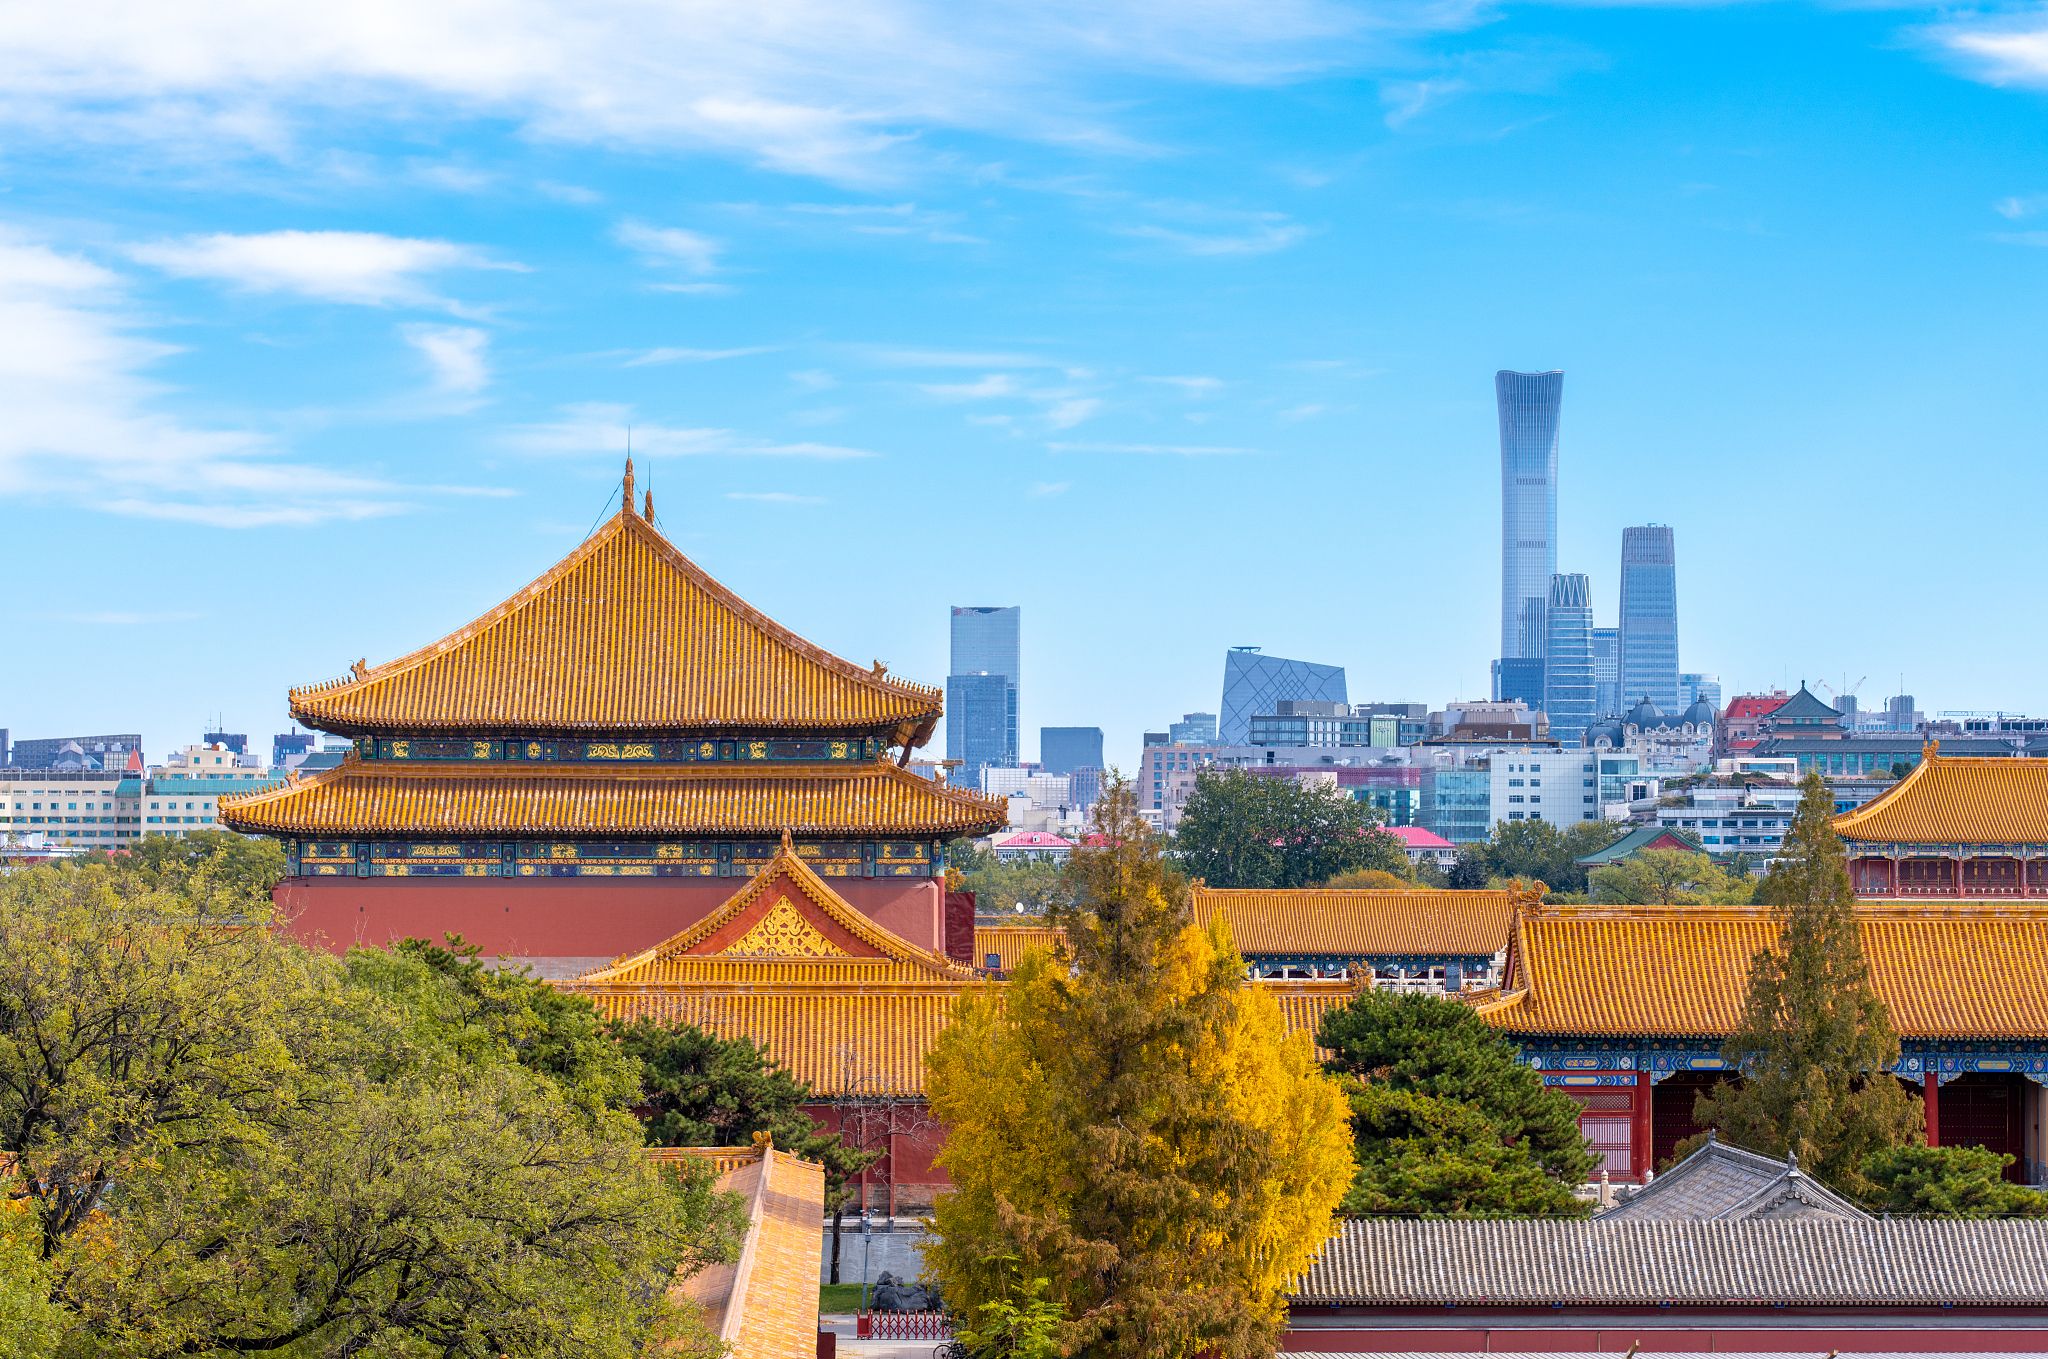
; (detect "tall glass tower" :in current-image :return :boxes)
[1497,370,1563,663]
[948,605,1020,785]
[1591,627,1621,719]
[1619,527,1681,712]
[1219,648,1346,746]
[1543,574,1596,745]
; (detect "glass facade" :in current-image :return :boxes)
[1039,726,1103,776]
[1168,712,1218,745]
[1619,526,1680,713]
[1421,765,1491,845]
[1680,673,1721,707]
[1591,627,1621,719]
[1491,657,1545,708]
[1543,574,1596,745]
[949,606,1019,776]
[1497,370,1562,662]
[1219,648,1346,746]
[945,673,1010,788]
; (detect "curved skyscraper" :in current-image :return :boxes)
[1497,370,1563,664]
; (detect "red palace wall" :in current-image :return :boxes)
[274,875,946,964]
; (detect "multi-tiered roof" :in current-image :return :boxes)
[222,468,1005,860]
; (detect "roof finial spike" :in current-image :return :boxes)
[622,454,635,515]
[643,486,654,521]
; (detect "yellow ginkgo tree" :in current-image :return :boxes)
[924,777,1354,1359]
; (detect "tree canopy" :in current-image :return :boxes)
[1860,1145,2046,1218]
[1466,818,1629,896]
[1690,772,1921,1198]
[1589,848,1732,905]
[1317,988,1595,1193]
[946,836,1072,916]
[1171,768,1406,889]
[0,862,744,1358]
[1336,1081,1588,1217]
[925,777,1354,1359]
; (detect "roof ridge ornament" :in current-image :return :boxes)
[352,658,368,681]
[644,486,655,521]
[622,455,635,514]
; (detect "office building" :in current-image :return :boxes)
[274,731,317,766]
[1619,525,1681,713]
[203,731,249,756]
[1143,732,1170,747]
[1542,574,1596,746]
[948,605,1020,785]
[945,673,1011,788]
[1497,369,1563,664]
[1067,766,1104,811]
[1681,673,1721,709]
[1040,726,1103,777]
[8,733,143,770]
[1591,628,1620,719]
[1219,648,1346,746]
[1491,657,1545,710]
[1490,748,1603,826]
[1169,712,1218,745]
[1420,763,1492,845]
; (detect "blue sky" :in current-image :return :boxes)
[4,0,2048,771]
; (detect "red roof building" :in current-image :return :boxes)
[1716,691,1788,754]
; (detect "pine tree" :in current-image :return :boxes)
[924,776,1353,1359]
[1691,772,1921,1197]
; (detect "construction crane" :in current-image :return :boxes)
[1818,675,1867,705]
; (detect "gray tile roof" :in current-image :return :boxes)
[1295,1219,2048,1306]
[1596,1137,1869,1223]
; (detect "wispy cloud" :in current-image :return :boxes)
[1028,480,1069,497]
[920,374,1018,399]
[1048,441,1254,455]
[625,346,775,366]
[1144,375,1222,396]
[1927,18,2048,89]
[856,346,1054,368]
[727,491,826,503]
[0,228,465,527]
[1990,231,2048,247]
[504,403,875,458]
[128,230,519,308]
[30,610,203,625]
[1043,397,1100,429]
[1279,403,1325,422]
[615,222,723,274]
[1122,217,1311,257]
[1995,193,2048,219]
[402,324,491,396]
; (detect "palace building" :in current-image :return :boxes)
[1836,747,2048,899]
[222,465,1008,978]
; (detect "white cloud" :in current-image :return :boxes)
[626,346,775,366]
[1930,20,2048,88]
[128,230,517,307]
[0,0,1453,183]
[1028,480,1069,497]
[790,369,838,390]
[1144,375,1222,396]
[0,228,446,526]
[504,402,875,458]
[1279,403,1325,422]
[1123,218,1312,256]
[1047,441,1255,454]
[919,373,1018,400]
[854,346,1055,368]
[1991,231,2048,247]
[402,324,491,395]
[616,222,723,274]
[1995,193,2048,219]
[1042,397,1101,429]
[727,491,826,503]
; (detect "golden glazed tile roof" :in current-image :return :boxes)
[1190,885,1525,958]
[1831,749,2048,844]
[288,506,943,740]
[1488,904,2048,1039]
[972,923,1063,971]
[672,1145,825,1359]
[563,840,978,1097]
[217,753,1005,838]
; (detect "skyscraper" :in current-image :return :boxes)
[1219,648,1346,746]
[1039,726,1104,776]
[948,605,1020,785]
[1543,574,1596,745]
[1619,526,1681,713]
[1497,370,1563,664]
[1169,712,1218,745]
[1591,627,1621,720]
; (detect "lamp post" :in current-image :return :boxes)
[861,1209,873,1314]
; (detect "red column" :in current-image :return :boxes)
[1633,1078,1653,1181]
[1892,856,1900,897]
[1924,1074,1941,1147]
[1954,856,1964,898]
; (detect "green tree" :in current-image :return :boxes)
[947,837,1073,916]
[84,826,286,906]
[1172,768,1405,889]
[925,777,1354,1359]
[0,864,744,1358]
[1480,818,1629,896]
[1317,989,1595,1187]
[1862,1144,2047,1217]
[1337,1082,1589,1217]
[1691,772,1922,1199]
[1589,848,1730,904]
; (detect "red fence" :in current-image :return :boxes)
[856,1312,953,1339]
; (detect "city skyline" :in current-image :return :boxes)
[7,1,2048,770]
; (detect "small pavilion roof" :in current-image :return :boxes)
[1191,884,1525,959]
[1479,902,2048,1039]
[1832,746,2048,844]
[1764,684,1842,724]
[1382,825,1454,850]
[561,836,977,1097]
[218,753,1005,839]
[1573,823,1699,866]
[1594,1135,1869,1223]
[288,489,943,744]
